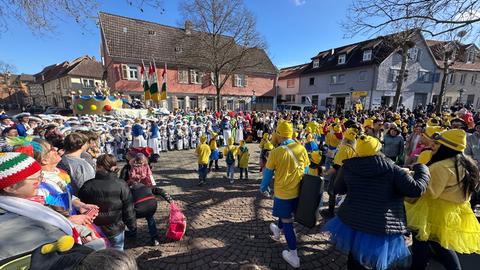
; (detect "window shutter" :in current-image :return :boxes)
[416,49,421,61]
[244,75,248,87]
[121,65,127,80]
[190,70,195,84]
[232,74,236,87]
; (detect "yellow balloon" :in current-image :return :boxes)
[90,104,97,111]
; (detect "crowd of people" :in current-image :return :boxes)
[0,104,480,269]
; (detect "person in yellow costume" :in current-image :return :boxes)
[260,120,310,268]
[324,123,343,171]
[237,140,250,180]
[259,133,270,150]
[322,127,358,218]
[406,129,480,269]
[208,132,220,172]
[196,135,211,186]
[259,133,270,172]
[308,151,322,177]
[224,137,238,184]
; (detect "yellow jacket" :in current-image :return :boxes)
[196,143,211,165]
[223,145,238,158]
[209,139,217,150]
[426,158,468,204]
[265,142,310,199]
[333,143,356,166]
[325,132,341,148]
[237,146,250,168]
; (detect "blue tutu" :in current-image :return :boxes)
[210,149,220,161]
[322,217,410,270]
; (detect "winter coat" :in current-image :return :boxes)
[382,134,404,159]
[78,171,136,237]
[130,183,157,219]
[335,155,430,235]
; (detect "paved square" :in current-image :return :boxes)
[125,143,347,269]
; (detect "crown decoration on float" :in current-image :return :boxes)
[71,87,123,115]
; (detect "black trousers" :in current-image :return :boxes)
[208,160,219,170]
[411,236,461,270]
[347,253,369,270]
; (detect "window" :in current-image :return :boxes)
[338,54,346,64]
[148,30,156,35]
[418,71,431,83]
[309,77,315,86]
[448,73,456,84]
[467,95,475,105]
[472,74,477,85]
[358,71,367,81]
[467,50,476,63]
[408,47,419,61]
[338,74,345,83]
[313,59,320,68]
[175,46,183,53]
[82,78,94,88]
[234,74,246,87]
[190,69,202,84]
[390,68,400,82]
[226,100,234,110]
[312,95,319,106]
[331,74,345,84]
[460,73,466,85]
[330,75,337,84]
[286,79,295,88]
[178,69,189,84]
[363,49,372,61]
[285,95,295,102]
[301,96,307,104]
[121,65,138,80]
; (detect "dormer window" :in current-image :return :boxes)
[363,49,372,61]
[313,59,319,68]
[408,47,419,61]
[467,50,476,63]
[338,54,346,65]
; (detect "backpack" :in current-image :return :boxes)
[226,150,235,165]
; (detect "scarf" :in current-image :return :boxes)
[0,196,80,243]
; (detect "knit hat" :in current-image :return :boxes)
[311,151,322,164]
[424,126,445,140]
[276,120,293,138]
[344,128,358,141]
[433,129,466,152]
[0,152,42,190]
[355,135,382,157]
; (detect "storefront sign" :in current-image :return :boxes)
[351,91,368,96]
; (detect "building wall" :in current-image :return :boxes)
[374,34,437,109]
[431,70,480,109]
[298,66,376,110]
[105,62,276,110]
[278,76,300,103]
[29,84,47,107]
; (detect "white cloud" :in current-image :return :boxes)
[293,0,306,6]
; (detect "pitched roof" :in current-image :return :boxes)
[35,56,103,83]
[279,63,309,79]
[302,30,418,75]
[98,12,277,75]
[426,40,480,71]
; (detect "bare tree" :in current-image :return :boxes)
[0,0,163,34]
[345,0,480,39]
[179,0,266,111]
[0,60,16,74]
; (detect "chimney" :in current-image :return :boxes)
[185,20,192,35]
[330,48,335,55]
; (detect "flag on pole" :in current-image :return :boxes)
[160,62,167,100]
[140,60,150,100]
[149,59,159,103]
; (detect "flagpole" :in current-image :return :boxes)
[152,57,158,108]
[164,62,168,109]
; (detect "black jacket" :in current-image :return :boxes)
[78,171,136,237]
[335,156,430,235]
[130,183,157,219]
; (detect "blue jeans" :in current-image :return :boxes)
[108,231,125,251]
[227,164,235,179]
[198,164,208,182]
[146,215,158,238]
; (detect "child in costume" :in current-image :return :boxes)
[132,119,147,148]
[128,153,155,187]
[323,135,430,270]
[196,135,211,186]
[406,129,480,269]
[237,140,250,180]
[223,137,238,184]
[259,133,270,172]
[159,125,168,152]
[167,123,176,151]
[147,121,160,155]
[209,132,220,172]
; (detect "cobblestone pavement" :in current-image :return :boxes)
[125,143,347,270]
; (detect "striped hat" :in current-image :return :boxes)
[0,152,42,190]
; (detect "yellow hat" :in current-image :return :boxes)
[344,128,358,141]
[212,132,217,138]
[417,150,432,165]
[262,133,269,140]
[200,135,207,143]
[427,118,441,127]
[355,135,382,157]
[433,129,466,152]
[333,124,342,133]
[297,124,304,130]
[311,151,322,164]
[276,120,294,138]
[264,142,274,151]
[228,137,234,145]
[363,118,373,128]
[424,126,445,140]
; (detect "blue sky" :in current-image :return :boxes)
[0,0,369,74]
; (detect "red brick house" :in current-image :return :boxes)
[99,12,278,111]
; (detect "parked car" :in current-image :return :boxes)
[27,105,45,114]
[44,107,61,114]
[277,103,313,113]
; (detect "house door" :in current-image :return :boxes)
[413,93,428,108]
[336,97,346,110]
